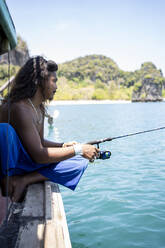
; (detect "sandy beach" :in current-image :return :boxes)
[48,100,131,106]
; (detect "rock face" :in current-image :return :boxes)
[132,78,163,102]
[0,48,29,66]
[132,62,164,102]
[0,36,29,66]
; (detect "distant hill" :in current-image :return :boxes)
[55,55,165,101]
[58,55,120,83]
[0,44,164,101]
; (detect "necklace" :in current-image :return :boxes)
[28,98,42,125]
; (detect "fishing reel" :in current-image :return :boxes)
[96,144,111,160]
[97,150,111,160]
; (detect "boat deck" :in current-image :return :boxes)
[0,182,72,248]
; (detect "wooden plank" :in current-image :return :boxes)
[44,182,72,248]
[22,183,44,218]
[15,182,72,248]
[15,183,45,248]
[44,222,66,248]
[52,184,72,248]
[15,220,44,248]
[44,181,52,220]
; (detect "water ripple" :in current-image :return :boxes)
[47,103,165,248]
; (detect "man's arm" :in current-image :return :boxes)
[42,139,64,147]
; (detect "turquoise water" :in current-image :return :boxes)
[45,102,165,248]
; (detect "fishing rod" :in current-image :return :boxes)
[87,126,165,160]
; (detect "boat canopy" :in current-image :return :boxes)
[0,0,17,55]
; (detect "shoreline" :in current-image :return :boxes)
[47,99,165,106]
[48,100,131,105]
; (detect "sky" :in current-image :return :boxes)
[6,0,165,74]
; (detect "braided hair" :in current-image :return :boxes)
[5,56,58,103]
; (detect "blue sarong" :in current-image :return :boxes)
[0,123,88,190]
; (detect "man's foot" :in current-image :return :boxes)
[0,176,27,202]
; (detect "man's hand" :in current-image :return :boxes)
[81,144,100,162]
[63,142,100,162]
[62,141,78,147]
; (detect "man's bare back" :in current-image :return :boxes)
[0,100,43,145]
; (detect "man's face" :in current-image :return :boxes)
[44,72,58,101]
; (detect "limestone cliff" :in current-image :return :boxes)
[132,62,164,102]
[0,36,29,66]
[132,77,163,102]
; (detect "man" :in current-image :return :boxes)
[0,56,99,202]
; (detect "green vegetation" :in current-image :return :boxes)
[162,89,165,98]
[55,75,134,101]
[17,35,28,51]
[55,55,165,100]
[133,81,142,92]
[1,46,165,100]
[0,64,19,87]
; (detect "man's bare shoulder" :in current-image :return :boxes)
[11,101,33,124]
[12,101,31,114]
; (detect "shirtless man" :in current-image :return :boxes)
[0,56,99,202]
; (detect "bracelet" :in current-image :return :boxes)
[73,144,83,156]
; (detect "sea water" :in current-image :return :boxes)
[45,102,165,248]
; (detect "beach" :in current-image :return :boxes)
[48,100,131,105]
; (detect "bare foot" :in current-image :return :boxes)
[0,176,27,202]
